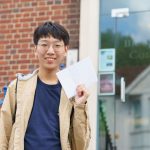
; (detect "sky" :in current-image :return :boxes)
[100,0,150,43]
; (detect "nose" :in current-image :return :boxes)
[47,45,55,54]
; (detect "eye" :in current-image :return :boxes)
[56,44,61,47]
[53,44,61,49]
[41,43,48,47]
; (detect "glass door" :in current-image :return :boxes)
[99,1,150,150]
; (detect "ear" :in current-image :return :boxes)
[64,46,68,57]
[34,45,38,58]
[64,45,68,52]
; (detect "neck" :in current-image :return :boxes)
[38,68,59,85]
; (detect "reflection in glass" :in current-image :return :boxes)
[99,0,150,149]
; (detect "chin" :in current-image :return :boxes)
[44,65,58,71]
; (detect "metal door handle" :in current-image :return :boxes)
[120,77,125,102]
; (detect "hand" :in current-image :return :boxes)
[74,84,89,105]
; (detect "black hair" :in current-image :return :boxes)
[33,21,70,46]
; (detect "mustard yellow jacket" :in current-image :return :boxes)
[0,70,91,150]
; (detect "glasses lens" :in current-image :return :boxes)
[38,42,64,52]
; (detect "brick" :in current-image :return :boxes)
[20,18,33,22]
[47,1,53,5]
[29,54,35,59]
[63,0,70,3]
[13,44,20,49]
[0,56,4,59]
[15,23,22,28]
[54,10,62,15]
[47,12,53,15]
[21,54,27,59]
[0,29,10,34]
[30,12,38,17]
[0,61,7,65]
[21,44,29,48]
[0,93,3,98]
[12,65,18,69]
[1,15,7,19]
[23,13,30,17]
[18,39,31,43]
[12,8,20,13]
[18,49,31,53]
[71,0,80,2]
[21,8,33,12]
[10,61,16,64]
[37,6,49,11]
[2,4,9,9]
[12,55,19,59]
[0,25,6,29]
[51,15,65,20]
[10,29,18,34]
[31,60,38,63]
[9,3,15,8]
[3,66,10,70]
[22,23,30,28]
[0,19,11,24]
[0,0,80,97]
[8,71,15,76]
[17,60,30,64]
[6,34,13,39]
[24,2,32,7]
[14,34,21,38]
[19,28,32,33]
[55,0,61,4]
[20,0,33,2]
[32,2,38,6]
[0,72,6,76]
[12,19,19,23]
[20,65,28,69]
[0,50,8,54]
[10,49,16,54]
[35,17,49,21]
[39,12,46,16]
[5,56,11,59]
[3,77,9,82]
[10,40,17,44]
[39,1,46,5]
[0,9,11,14]
[30,22,37,27]
[51,5,65,10]
[16,14,22,18]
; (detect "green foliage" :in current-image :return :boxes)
[100,29,150,68]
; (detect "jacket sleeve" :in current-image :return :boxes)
[71,102,91,150]
[0,80,16,150]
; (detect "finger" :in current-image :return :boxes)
[76,84,89,98]
[76,84,86,92]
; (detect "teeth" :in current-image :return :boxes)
[47,58,54,60]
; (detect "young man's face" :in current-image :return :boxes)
[35,36,68,72]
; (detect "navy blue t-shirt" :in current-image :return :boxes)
[24,78,62,150]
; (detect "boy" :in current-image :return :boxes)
[0,21,91,150]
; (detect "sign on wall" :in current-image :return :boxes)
[99,48,116,95]
[66,49,78,67]
[99,48,115,72]
[99,72,115,95]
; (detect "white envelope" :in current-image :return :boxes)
[56,57,97,99]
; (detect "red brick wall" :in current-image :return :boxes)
[0,0,80,98]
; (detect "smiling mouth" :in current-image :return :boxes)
[45,58,55,60]
[45,57,56,63]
